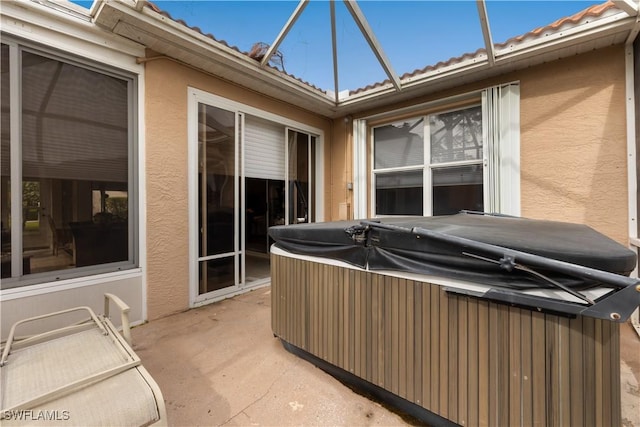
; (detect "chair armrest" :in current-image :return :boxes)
[1,306,104,366]
[103,293,132,346]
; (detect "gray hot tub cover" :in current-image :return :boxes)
[268,212,640,321]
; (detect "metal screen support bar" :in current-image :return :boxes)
[262,0,309,67]
[343,0,401,91]
[476,0,495,66]
[361,220,640,322]
[330,0,340,104]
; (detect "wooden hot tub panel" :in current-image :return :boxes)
[271,253,620,427]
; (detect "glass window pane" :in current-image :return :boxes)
[375,170,423,215]
[374,118,424,169]
[1,44,10,277]
[432,164,483,216]
[198,104,236,257]
[288,130,311,224]
[430,106,482,164]
[199,257,235,294]
[21,51,129,274]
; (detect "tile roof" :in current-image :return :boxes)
[144,0,621,97]
[145,1,235,51]
[350,0,620,95]
[502,0,617,45]
[144,1,327,94]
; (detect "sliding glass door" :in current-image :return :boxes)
[191,91,320,304]
[197,103,238,295]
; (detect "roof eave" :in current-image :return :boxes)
[94,1,638,119]
[337,9,637,116]
[94,0,339,117]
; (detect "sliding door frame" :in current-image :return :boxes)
[188,87,324,307]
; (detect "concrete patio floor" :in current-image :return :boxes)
[131,287,640,427]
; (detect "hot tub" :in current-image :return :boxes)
[269,212,640,426]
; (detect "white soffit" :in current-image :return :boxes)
[1,0,145,62]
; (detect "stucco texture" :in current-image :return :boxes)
[144,57,331,319]
[145,46,629,319]
[145,59,190,320]
[519,46,628,244]
[330,46,629,246]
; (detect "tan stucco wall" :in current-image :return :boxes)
[145,46,628,319]
[330,117,353,221]
[519,46,627,244]
[330,45,628,246]
[145,57,331,320]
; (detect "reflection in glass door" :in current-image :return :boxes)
[244,178,284,254]
[287,130,315,225]
[192,98,319,301]
[197,103,238,295]
[243,178,284,282]
[242,128,316,284]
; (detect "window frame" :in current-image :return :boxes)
[1,38,139,289]
[353,84,520,220]
[371,103,484,217]
[187,87,325,306]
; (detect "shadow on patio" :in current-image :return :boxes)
[131,287,640,427]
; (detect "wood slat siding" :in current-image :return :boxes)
[271,254,622,426]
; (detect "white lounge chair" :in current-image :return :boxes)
[0,293,167,426]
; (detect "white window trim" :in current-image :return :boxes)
[9,42,22,277]
[0,0,145,320]
[353,83,520,219]
[1,1,145,73]
[353,119,368,219]
[0,37,145,300]
[482,84,521,216]
[624,43,639,334]
[0,268,143,301]
[424,116,432,216]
